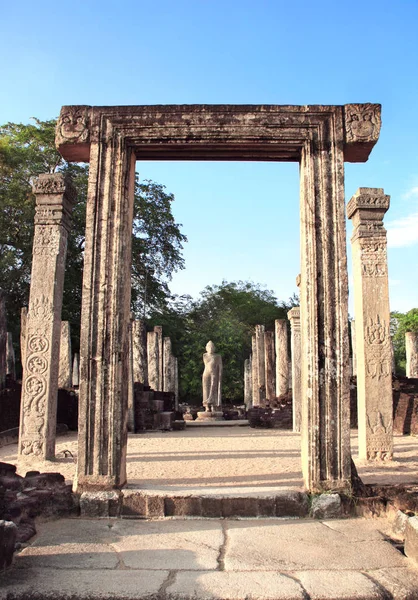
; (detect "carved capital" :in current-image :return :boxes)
[343,104,381,162]
[347,188,390,220]
[287,307,300,322]
[32,173,77,204]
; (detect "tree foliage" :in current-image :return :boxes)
[0,118,186,356]
[148,281,299,404]
[391,308,418,374]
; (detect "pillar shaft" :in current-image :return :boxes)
[406,332,418,378]
[76,137,135,491]
[154,326,163,390]
[244,358,252,409]
[132,320,147,384]
[288,308,301,432]
[347,187,393,461]
[265,331,276,401]
[299,122,351,492]
[127,314,135,432]
[275,320,289,396]
[20,307,27,374]
[350,320,357,377]
[251,335,258,406]
[58,322,72,389]
[147,331,160,390]
[19,174,76,459]
[255,325,265,404]
[6,333,16,380]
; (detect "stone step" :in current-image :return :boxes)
[79,489,311,519]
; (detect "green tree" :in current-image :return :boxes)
[0,118,186,360]
[149,281,298,404]
[391,308,418,374]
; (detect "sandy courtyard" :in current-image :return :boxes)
[1,426,417,493]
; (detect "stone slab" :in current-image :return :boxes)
[405,515,418,565]
[224,519,407,572]
[294,570,382,599]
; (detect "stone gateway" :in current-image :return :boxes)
[55,103,381,492]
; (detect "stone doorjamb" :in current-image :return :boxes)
[56,103,381,492]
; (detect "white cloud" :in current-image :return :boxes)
[387,211,418,248]
[403,186,418,199]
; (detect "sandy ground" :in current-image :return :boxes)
[1,427,417,492]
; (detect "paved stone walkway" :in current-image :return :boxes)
[1,517,418,599]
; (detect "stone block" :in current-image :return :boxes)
[404,516,418,565]
[353,496,387,519]
[121,490,147,517]
[164,496,202,517]
[222,497,259,518]
[201,496,223,518]
[311,493,342,519]
[79,491,121,517]
[392,509,410,539]
[145,495,165,518]
[0,520,17,570]
[256,496,276,517]
[275,491,309,517]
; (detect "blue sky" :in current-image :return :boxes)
[1,0,418,313]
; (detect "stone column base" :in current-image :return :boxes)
[196,411,224,421]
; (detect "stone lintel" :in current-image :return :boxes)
[56,103,380,164]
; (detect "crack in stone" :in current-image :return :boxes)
[109,543,129,570]
[361,572,394,600]
[158,570,177,596]
[217,521,228,571]
[283,573,311,600]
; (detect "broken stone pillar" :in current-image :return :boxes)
[350,320,357,377]
[6,333,16,380]
[0,295,6,390]
[173,357,179,410]
[127,314,135,432]
[58,322,72,389]
[264,331,276,401]
[154,326,163,390]
[244,357,252,409]
[275,319,289,396]
[147,331,160,391]
[406,332,418,378]
[251,336,258,406]
[20,307,27,373]
[72,353,79,387]
[132,320,148,385]
[347,188,393,461]
[288,308,301,433]
[255,325,266,405]
[19,174,76,460]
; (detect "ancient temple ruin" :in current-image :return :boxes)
[46,103,381,493]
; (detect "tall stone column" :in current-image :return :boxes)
[255,325,266,404]
[154,326,163,390]
[244,358,252,409]
[275,320,289,396]
[406,332,418,378]
[20,307,28,374]
[58,322,72,389]
[132,320,147,384]
[163,336,178,402]
[76,136,136,491]
[350,320,357,376]
[288,308,301,432]
[347,188,393,461]
[127,314,135,432]
[19,174,76,460]
[251,335,258,406]
[299,109,351,492]
[72,353,79,387]
[147,331,160,391]
[264,331,276,401]
[6,333,16,380]
[0,294,6,390]
[173,357,179,410]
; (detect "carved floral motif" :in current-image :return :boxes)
[360,241,387,278]
[344,103,380,143]
[33,226,61,256]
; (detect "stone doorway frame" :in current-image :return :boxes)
[56,103,381,492]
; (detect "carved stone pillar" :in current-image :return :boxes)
[18,174,76,460]
[72,353,79,387]
[58,322,72,389]
[255,325,265,405]
[347,188,393,461]
[132,320,147,384]
[147,331,160,391]
[251,335,258,406]
[244,358,252,409]
[154,326,163,390]
[264,331,276,401]
[173,357,179,410]
[406,332,418,378]
[20,307,27,374]
[288,308,301,433]
[127,314,135,433]
[275,320,289,396]
[75,135,136,491]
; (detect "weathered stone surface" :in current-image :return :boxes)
[201,341,223,412]
[56,103,380,493]
[163,337,178,405]
[0,520,17,570]
[127,315,135,432]
[311,493,342,519]
[287,308,301,432]
[18,174,76,461]
[0,294,6,390]
[6,333,15,380]
[392,510,409,538]
[251,335,258,406]
[255,325,265,404]
[72,353,79,387]
[58,322,72,389]
[405,516,418,565]
[244,358,252,410]
[275,320,288,397]
[406,332,418,378]
[79,491,121,517]
[75,139,135,491]
[348,188,393,461]
[132,319,147,385]
[296,570,382,599]
[154,326,163,390]
[20,307,27,374]
[147,331,159,391]
[351,319,357,376]
[264,331,275,401]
